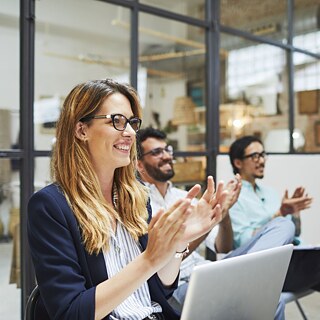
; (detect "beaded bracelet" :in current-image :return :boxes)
[174,243,190,259]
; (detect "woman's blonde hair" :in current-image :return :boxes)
[52,79,149,255]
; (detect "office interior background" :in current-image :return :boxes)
[0,0,320,318]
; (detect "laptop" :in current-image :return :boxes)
[180,244,293,320]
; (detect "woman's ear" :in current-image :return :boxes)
[75,122,88,141]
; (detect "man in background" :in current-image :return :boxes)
[136,127,240,302]
[228,135,320,293]
[136,127,295,319]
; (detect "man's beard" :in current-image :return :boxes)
[143,160,175,182]
[254,165,265,179]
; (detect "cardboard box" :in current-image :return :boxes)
[172,161,205,183]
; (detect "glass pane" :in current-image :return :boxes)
[294,52,320,152]
[35,0,131,150]
[35,157,53,189]
[140,0,205,19]
[221,0,288,42]
[139,12,206,159]
[293,0,320,54]
[0,1,21,318]
[0,159,19,239]
[220,33,288,152]
[0,0,20,151]
[171,156,207,186]
[0,159,21,318]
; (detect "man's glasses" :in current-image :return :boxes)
[242,151,267,162]
[140,145,173,158]
[80,113,142,132]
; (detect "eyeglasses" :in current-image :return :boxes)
[242,151,267,162]
[140,145,173,158]
[80,113,142,132]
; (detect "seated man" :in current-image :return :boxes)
[136,127,295,320]
[228,135,320,293]
[228,135,312,249]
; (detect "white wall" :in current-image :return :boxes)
[217,154,320,245]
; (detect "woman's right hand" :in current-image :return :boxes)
[144,198,192,269]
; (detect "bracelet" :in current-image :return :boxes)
[174,244,190,259]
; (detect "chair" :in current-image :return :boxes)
[205,246,217,261]
[24,285,40,320]
[281,290,315,320]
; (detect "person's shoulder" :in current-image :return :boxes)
[28,183,66,207]
[31,183,61,198]
[28,183,74,224]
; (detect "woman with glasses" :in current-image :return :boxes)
[27,79,226,320]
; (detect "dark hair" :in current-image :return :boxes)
[136,127,167,159]
[229,135,264,174]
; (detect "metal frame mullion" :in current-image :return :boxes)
[20,0,36,317]
[130,2,139,89]
[287,0,294,152]
[220,25,293,51]
[205,0,220,180]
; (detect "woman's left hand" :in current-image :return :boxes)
[179,176,228,244]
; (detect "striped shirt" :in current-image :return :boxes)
[103,222,162,320]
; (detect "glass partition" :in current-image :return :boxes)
[0,0,20,152]
[34,157,53,191]
[0,159,21,316]
[139,12,206,151]
[293,0,320,137]
[34,0,131,150]
[294,52,320,152]
[220,33,288,152]
[139,12,206,183]
[0,1,21,318]
[221,0,288,43]
[293,0,320,54]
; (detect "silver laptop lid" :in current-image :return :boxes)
[181,244,293,320]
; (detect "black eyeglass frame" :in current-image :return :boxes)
[242,151,268,162]
[140,145,174,158]
[80,113,142,132]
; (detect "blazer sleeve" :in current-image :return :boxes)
[27,187,96,320]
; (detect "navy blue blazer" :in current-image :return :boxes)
[27,183,180,319]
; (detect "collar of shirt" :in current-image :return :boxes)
[144,181,172,194]
[144,181,193,215]
[144,181,175,213]
[241,180,261,191]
